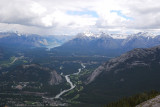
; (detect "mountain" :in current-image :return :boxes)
[87,45,160,83]
[0,47,3,58]
[52,32,124,56]
[0,32,73,49]
[0,64,62,85]
[0,32,47,47]
[52,32,160,57]
[45,34,73,49]
[79,45,160,105]
[122,32,158,50]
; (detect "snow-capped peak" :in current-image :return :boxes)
[79,31,129,39]
[83,31,94,37]
[14,31,30,37]
[15,31,22,36]
[121,32,157,46]
[132,32,156,38]
[99,32,112,38]
[76,31,100,39]
[76,31,157,40]
[110,34,129,39]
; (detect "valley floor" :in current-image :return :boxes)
[0,54,109,106]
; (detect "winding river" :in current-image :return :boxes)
[54,63,85,99]
[54,75,75,99]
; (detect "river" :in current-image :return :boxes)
[54,75,75,99]
[54,63,85,99]
[42,63,85,106]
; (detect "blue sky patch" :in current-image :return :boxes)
[67,10,99,18]
[110,10,133,20]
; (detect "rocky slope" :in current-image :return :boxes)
[136,95,160,107]
[49,70,62,85]
[87,45,160,84]
[79,45,160,105]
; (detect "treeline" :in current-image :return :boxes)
[105,90,160,107]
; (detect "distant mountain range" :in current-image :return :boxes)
[1,31,160,57]
[79,45,160,104]
[52,32,160,56]
[0,32,73,49]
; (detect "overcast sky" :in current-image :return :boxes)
[0,0,160,35]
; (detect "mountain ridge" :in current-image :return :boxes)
[87,45,160,84]
[0,32,73,49]
[52,32,160,56]
[78,45,160,105]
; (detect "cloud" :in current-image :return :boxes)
[0,0,160,35]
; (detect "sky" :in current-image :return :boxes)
[0,0,160,35]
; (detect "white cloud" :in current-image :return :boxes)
[0,0,160,35]
[30,2,46,15]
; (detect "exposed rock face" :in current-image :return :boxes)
[87,45,160,84]
[136,95,160,107]
[49,71,62,85]
[86,65,105,84]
